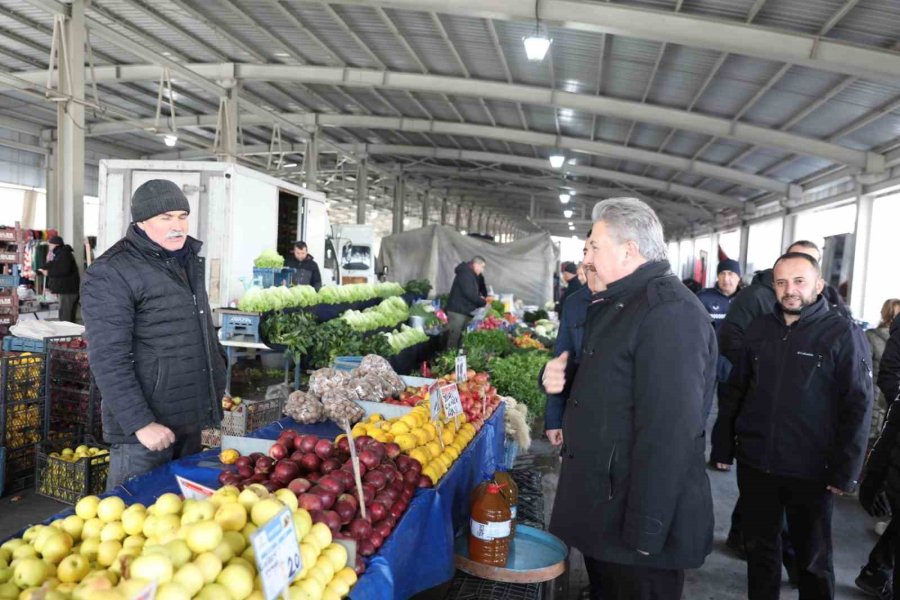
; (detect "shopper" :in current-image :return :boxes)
[711,252,873,600]
[556,262,584,316]
[878,314,900,405]
[285,240,322,290]
[544,239,594,448]
[545,198,715,600]
[81,179,227,490]
[40,235,80,323]
[445,256,487,350]
[697,259,742,332]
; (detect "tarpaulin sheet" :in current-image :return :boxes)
[6,407,507,600]
[379,225,558,306]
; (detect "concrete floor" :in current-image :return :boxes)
[0,433,884,600]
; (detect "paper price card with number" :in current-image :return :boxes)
[441,383,464,419]
[176,475,214,500]
[455,355,468,382]
[251,506,302,600]
[429,382,442,422]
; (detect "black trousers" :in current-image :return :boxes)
[730,494,797,573]
[737,463,835,600]
[584,555,684,600]
[57,293,78,323]
[867,517,897,574]
[106,429,201,491]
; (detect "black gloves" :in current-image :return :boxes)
[860,476,892,518]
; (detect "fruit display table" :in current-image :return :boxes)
[5,406,506,600]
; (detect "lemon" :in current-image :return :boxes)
[408,449,429,467]
[389,421,409,436]
[410,428,429,446]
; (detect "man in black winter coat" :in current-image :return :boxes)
[711,252,873,600]
[40,235,79,322]
[544,198,715,600]
[878,315,900,404]
[445,257,487,350]
[285,240,322,290]
[81,180,227,490]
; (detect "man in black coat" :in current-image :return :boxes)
[555,262,583,316]
[544,198,715,600]
[785,240,851,319]
[81,180,227,490]
[40,235,79,322]
[878,315,900,404]
[285,240,322,290]
[445,256,487,350]
[711,252,873,600]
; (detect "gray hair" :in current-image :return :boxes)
[591,198,667,261]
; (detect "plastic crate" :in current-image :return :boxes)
[1,397,44,449]
[35,436,110,504]
[45,383,102,440]
[219,311,262,343]
[2,337,46,353]
[2,444,35,495]
[252,267,296,288]
[0,265,19,288]
[204,397,284,446]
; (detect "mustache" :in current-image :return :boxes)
[165,231,186,240]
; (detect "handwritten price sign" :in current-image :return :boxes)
[455,355,468,382]
[429,382,442,422]
[441,383,463,419]
[251,507,302,600]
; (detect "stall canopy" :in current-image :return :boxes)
[378,225,557,305]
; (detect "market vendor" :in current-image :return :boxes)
[81,179,227,490]
[445,256,487,350]
[285,240,322,290]
[39,235,80,323]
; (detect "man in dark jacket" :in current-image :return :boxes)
[544,198,715,600]
[40,235,80,322]
[878,315,900,404]
[711,252,873,600]
[786,240,851,319]
[81,179,227,490]
[445,257,486,350]
[697,258,741,333]
[285,241,322,290]
[555,262,583,316]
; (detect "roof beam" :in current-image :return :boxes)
[314,0,900,85]
[86,112,791,194]
[24,63,880,169]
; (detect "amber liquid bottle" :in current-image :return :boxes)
[469,482,512,566]
[494,470,519,536]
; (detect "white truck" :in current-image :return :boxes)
[323,223,377,285]
[97,160,329,309]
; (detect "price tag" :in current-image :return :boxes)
[176,475,215,499]
[130,580,157,600]
[429,383,442,422]
[251,507,302,600]
[455,355,468,382]
[441,384,463,419]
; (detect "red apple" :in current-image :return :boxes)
[368,502,387,522]
[300,453,321,473]
[272,460,300,484]
[288,478,312,495]
[314,439,334,460]
[348,518,373,540]
[320,459,341,474]
[298,493,324,512]
[310,486,336,510]
[299,435,318,454]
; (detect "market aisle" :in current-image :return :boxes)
[0,491,65,540]
[531,421,880,600]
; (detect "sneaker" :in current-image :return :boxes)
[725,530,746,560]
[875,521,889,536]
[856,566,892,600]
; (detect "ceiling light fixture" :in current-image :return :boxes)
[567,221,573,226]
[559,193,571,204]
[523,1,552,62]
[163,134,178,147]
[568,225,575,231]
[549,154,565,169]
[563,209,573,218]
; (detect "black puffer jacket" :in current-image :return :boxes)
[45,244,80,294]
[711,297,873,491]
[878,316,900,404]
[286,255,322,290]
[549,261,716,569]
[445,262,486,316]
[718,269,774,366]
[81,226,227,443]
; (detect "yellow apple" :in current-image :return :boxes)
[121,507,146,537]
[96,540,122,568]
[323,543,348,573]
[82,518,104,541]
[123,535,146,550]
[155,493,183,516]
[250,498,285,527]
[186,521,223,554]
[173,563,205,596]
[75,496,101,521]
[12,558,50,588]
[274,489,299,513]
[12,544,38,560]
[292,510,312,542]
[62,515,85,541]
[97,497,126,523]
[40,532,74,564]
[165,539,192,568]
[214,502,248,532]
[226,556,255,575]
[222,531,247,556]
[216,563,254,600]
[131,552,174,583]
[156,581,192,600]
[78,538,100,561]
[100,522,126,543]
[196,582,230,600]
[193,552,222,583]
[57,554,90,583]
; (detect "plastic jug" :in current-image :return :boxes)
[469,482,512,566]
[494,469,519,535]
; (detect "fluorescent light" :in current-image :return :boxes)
[567,221,573,226]
[163,134,178,147]
[549,154,565,169]
[283,163,298,168]
[523,29,552,62]
[559,193,570,204]
[563,209,573,218]
[568,225,575,231]
[460,230,468,235]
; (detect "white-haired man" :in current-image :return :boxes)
[544,198,716,599]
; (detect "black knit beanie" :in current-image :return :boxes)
[131,179,191,223]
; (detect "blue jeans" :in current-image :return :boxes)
[106,429,201,491]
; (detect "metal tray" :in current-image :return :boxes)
[454,524,567,584]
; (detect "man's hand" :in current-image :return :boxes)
[543,352,569,394]
[546,429,564,446]
[826,485,847,496]
[714,463,732,472]
[135,423,175,452]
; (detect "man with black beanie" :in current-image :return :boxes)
[81,179,227,490]
[40,235,80,322]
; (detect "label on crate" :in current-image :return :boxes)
[176,475,215,499]
[251,506,302,600]
[130,580,157,600]
[470,518,512,541]
[440,384,463,419]
[455,355,468,382]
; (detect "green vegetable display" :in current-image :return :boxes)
[238,282,403,313]
[523,309,549,324]
[253,249,285,268]
[307,320,364,369]
[463,329,513,357]
[491,300,505,313]
[340,296,409,332]
[430,348,490,376]
[404,279,432,297]
[385,325,428,355]
[260,310,318,360]
[488,350,551,416]
[409,303,441,329]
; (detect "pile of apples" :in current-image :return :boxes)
[218,430,421,559]
[221,396,243,413]
[475,316,506,331]
[442,371,502,426]
[0,486,357,600]
[383,387,427,407]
